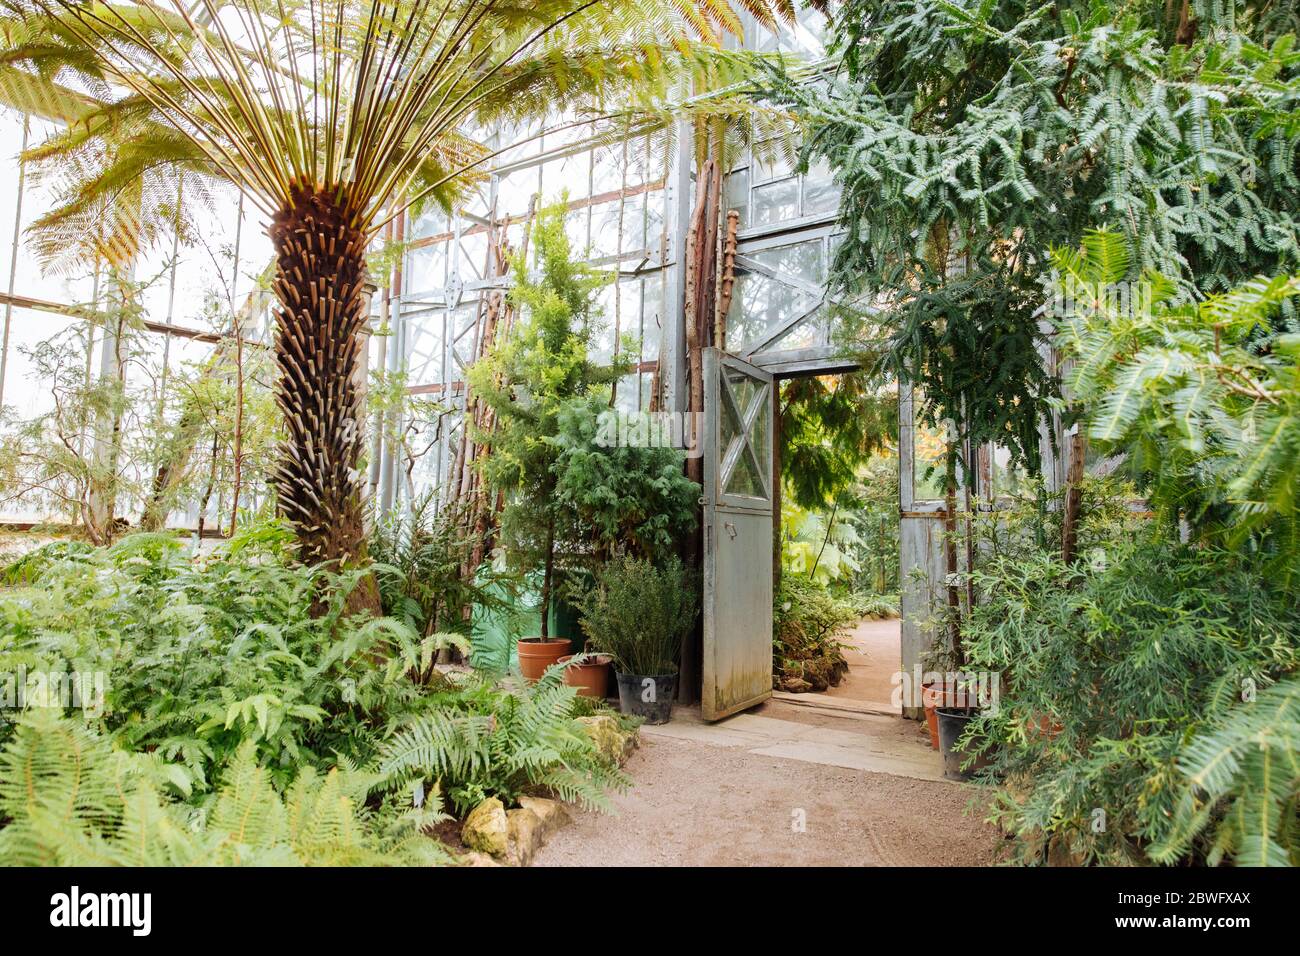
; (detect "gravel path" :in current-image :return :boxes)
[534,733,1003,867]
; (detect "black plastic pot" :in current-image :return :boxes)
[615,672,676,724]
[936,707,991,781]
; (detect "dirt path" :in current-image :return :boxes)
[535,733,1003,867]
[821,616,901,710]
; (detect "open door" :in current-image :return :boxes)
[701,347,775,721]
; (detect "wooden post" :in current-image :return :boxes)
[1061,426,1086,566]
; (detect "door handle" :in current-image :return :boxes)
[724,521,737,540]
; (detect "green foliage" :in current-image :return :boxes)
[779,373,896,510]
[849,591,899,620]
[780,498,862,586]
[956,499,1300,866]
[0,711,449,866]
[772,576,857,692]
[574,555,698,676]
[1156,676,1300,866]
[379,666,630,815]
[0,524,422,792]
[773,0,1300,477]
[551,395,698,561]
[0,526,632,864]
[370,491,512,651]
[468,200,633,632]
[1052,231,1300,580]
[842,453,901,597]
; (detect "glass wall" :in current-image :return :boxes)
[0,104,274,528]
[0,7,847,528]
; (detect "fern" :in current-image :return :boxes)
[1053,232,1300,580]
[0,526,632,865]
[1153,677,1300,867]
[0,712,450,866]
[380,667,629,815]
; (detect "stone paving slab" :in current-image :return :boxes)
[642,703,950,783]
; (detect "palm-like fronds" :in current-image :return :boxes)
[1152,677,1300,867]
[1,0,792,566]
[1053,229,1300,581]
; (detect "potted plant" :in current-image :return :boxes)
[575,555,697,724]
[466,203,635,680]
[935,705,993,781]
[556,650,614,698]
[517,633,572,681]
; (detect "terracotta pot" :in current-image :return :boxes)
[558,653,613,698]
[922,680,968,750]
[1027,712,1064,741]
[517,637,572,681]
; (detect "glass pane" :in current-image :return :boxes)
[449,304,479,374]
[720,369,769,500]
[410,203,448,240]
[766,307,824,351]
[496,167,540,219]
[913,417,949,501]
[751,178,799,226]
[990,444,1027,497]
[802,158,840,218]
[405,312,445,386]
[752,143,792,183]
[588,200,621,259]
[725,167,750,229]
[406,242,448,297]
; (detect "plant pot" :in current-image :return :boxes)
[936,707,992,781]
[558,653,612,698]
[614,672,677,725]
[1027,712,1064,741]
[922,680,966,750]
[517,637,572,681]
[921,680,941,749]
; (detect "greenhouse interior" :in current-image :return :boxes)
[0,0,1297,889]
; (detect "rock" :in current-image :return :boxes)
[461,797,508,857]
[506,807,544,866]
[779,676,813,693]
[517,795,570,838]
[458,851,503,867]
[576,715,637,766]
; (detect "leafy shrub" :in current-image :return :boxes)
[850,591,899,620]
[772,577,857,692]
[574,555,697,675]
[551,395,698,561]
[0,523,422,792]
[0,525,632,864]
[961,532,1300,866]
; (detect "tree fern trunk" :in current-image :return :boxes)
[269,188,374,593]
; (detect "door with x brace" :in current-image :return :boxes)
[702,347,775,720]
